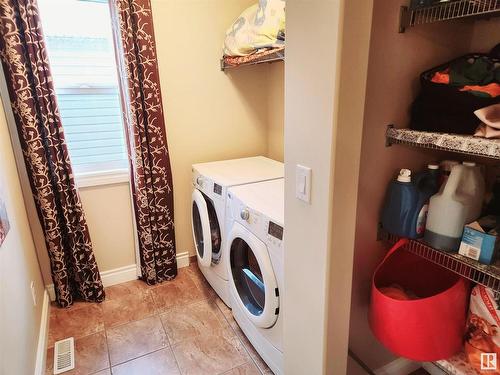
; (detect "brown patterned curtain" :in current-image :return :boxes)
[110,0,177,284]
[0,0,104,307]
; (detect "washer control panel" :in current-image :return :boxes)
[268,221,283,240]
[229,194,283,248]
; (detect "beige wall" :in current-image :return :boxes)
[152,0,282,256]
[350,2,493,370]
[284,1,373,372]
[284,0,342,373]
[79,184,137,272]
[18,0,285,286]
[0,95,45,374]
[267,63,285,162]
[326,0,373,373]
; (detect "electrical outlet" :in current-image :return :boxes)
[30,281,37,306]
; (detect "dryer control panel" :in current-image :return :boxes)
[192,170,226,203]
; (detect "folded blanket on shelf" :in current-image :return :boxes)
[223,0,285,57]
[223,47,284,68]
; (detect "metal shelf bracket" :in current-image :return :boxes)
[399,6,410,33]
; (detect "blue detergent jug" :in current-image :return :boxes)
[413,164,441,237]
[381,168,436,239]
[414,163,441,198]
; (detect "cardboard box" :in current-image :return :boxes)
[459,221,499,265]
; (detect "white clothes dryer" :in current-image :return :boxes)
[226,179,284,375]
[191,156,283,307]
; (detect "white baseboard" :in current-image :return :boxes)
[176,251,190,268]
[46,251,192,301]
[34,289,50,375]
[374,358,421,375]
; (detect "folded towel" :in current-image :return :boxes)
[474,104,500,139]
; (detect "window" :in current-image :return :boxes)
[38,0,128,179]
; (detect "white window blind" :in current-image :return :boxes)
[38,0,128,176]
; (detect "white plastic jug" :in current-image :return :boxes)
[424,164,474,251]
[459,161,485,223]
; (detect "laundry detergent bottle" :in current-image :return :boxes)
[415,163,441,197]
[413,163,442,236]
[459,161,485,223]
[440,160,460,186]
[424,164,470,252]
[381,169,426,239]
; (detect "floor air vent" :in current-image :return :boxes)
[53,337,75,374]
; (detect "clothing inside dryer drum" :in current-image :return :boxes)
[230,238,265,316]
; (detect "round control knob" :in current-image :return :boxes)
[196,176,204,187]
[240,209,250,221]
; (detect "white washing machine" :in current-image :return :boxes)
[191,156,284,307]
[226,179,284,375]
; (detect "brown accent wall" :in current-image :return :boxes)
[350,2,499,369]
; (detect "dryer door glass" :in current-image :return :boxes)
[228,223,279,328]
[205,196,222,263]
[230,238,266,316]
[191,190,221,266]
[192,202,205,258]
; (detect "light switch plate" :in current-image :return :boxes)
[30,280,37,306]
[295,164,311,203]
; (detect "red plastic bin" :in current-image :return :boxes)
[369,239,470,361]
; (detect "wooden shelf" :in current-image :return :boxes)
[380,231,500,294]
[386,126,500,160]
[221,48,284,71]
[399,0,500,32]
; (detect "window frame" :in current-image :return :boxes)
[75,168,129,188]
[39,0,131,188]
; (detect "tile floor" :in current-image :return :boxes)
[45,263,273,375]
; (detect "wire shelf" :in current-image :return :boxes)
[386,126,500,160]
[433,351,478,375]
[220,48,285,71]
[399,0,500,32]
[381,231,500,294]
